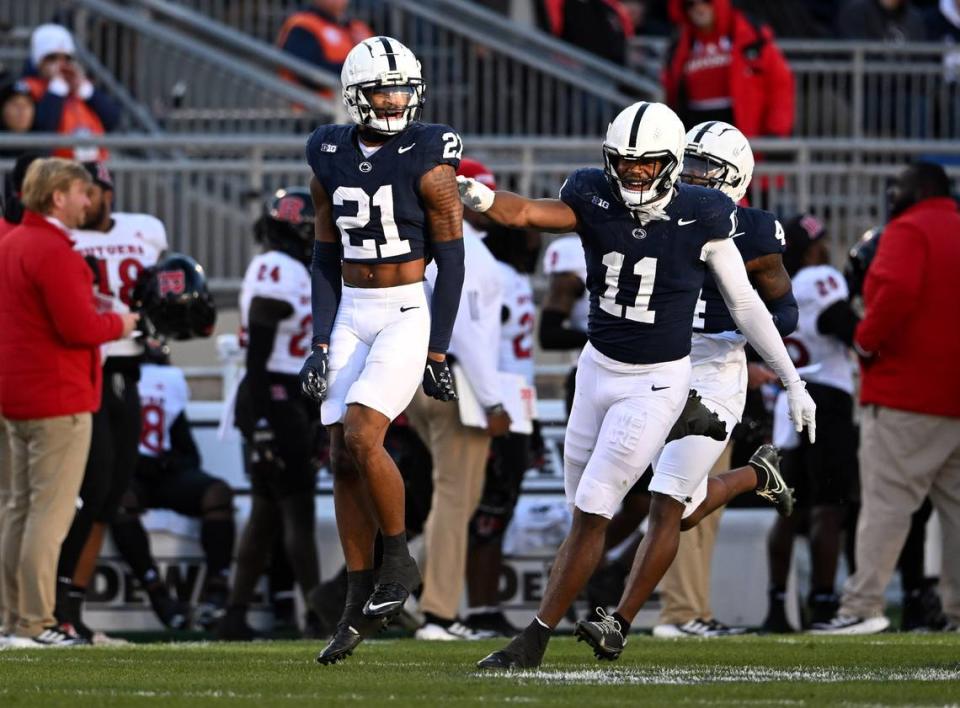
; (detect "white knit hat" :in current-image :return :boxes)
[30,24,76,67]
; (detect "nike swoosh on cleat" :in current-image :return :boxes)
[400,305,420,312]
[677,218,697,226]
[398,143,416,153]
[367,600,402,612]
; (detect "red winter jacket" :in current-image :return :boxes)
[0,211,123,420]
[662,0,794,138]
[856,197,960,418]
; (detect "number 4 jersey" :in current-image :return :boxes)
[305,121,462,263]
[239,250,312,375]
[72,213,168,357]
[559,168,737,365]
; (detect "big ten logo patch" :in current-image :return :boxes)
[158,270,186,296]
[611,409,645,455]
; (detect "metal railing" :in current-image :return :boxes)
[629,37,960,140]
[5,133,957,291]
[164,0,661,135]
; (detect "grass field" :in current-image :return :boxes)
[1,634,959,706]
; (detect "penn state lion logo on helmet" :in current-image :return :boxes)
[341,36,425,136]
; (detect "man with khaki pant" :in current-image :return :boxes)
[0,420,11,635]
[0,158,136,646]
[813,163,960,634]
[406,163,510,639]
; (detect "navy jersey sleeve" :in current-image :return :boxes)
[746,210,786,262]
[305,125,336,181]
[417,123,463,175]
[558,168,600,219]
[696,189,738,242]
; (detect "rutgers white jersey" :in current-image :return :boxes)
[784,264,855,394]
[239,250,312,376]
[542,235,589,333]
[497,262,536,384]
[72,213,168,357]
[138,363,189,458]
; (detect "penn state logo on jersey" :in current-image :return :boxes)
[305,122,462,264]
[559,168,736,364]
[693,205,786,334]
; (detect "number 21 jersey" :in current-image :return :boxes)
[305,122,462,263]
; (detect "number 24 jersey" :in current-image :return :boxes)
[305,122,462,264]
[559,169,737,365]
[239,250,312,376]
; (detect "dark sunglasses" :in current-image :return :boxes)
[43,53,75,63]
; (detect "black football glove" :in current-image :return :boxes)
[299,347,329,403]
[422,358,458,401]
[250,418,285,471]
[666,389,727,443]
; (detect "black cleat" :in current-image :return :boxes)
[148,590,190,630]
[750,444,794,517]
[574,608,626,661]
[476,621,549,670]
[316,615,386,665]
[362,557,421,620]
[666,389,727,443]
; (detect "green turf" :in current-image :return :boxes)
[1,634,959,706]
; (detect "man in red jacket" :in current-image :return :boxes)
[662,0,794,138]
[812,162,960,635]
[0,158,138,647]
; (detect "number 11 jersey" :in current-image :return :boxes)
[305,122,462,264]
[559,168,737,365]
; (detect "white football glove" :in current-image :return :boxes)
[456,175,495,213]
[786,380,817,444]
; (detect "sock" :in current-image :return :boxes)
[381,532,409,562]
[751,460,771,491]
[344,569,376,616]
[769,585,787,603]
[613,612,631,636]
[424,612,453,628]
[200,518,235,581]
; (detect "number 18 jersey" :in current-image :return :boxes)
[239,250,312,375]
[72,213,168,358]
[305,122,462,264]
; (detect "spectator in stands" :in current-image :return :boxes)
[662,0,795,138]
[21,24,120,161]
[276,0,373,90]
[0,79,35,156]
[0,158,137,647]
[835,0,927,41]
[926,0,960,41]
[537,0,635,64]
[735,0,837,38]
[404,158,510,641]
[813,162,960,635]
[619,1,671,37]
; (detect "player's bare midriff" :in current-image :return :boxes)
[342,258,426,288]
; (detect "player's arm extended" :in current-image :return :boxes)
[308,176,341,350]
[539,273,588,350]
[747,253,798,336]
[705,237,816,440]
[458,177,577,233]
[421,163,465,360]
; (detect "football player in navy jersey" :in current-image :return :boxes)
[297,36,466,665]
[459,101,816,669]
[651,121,799,638]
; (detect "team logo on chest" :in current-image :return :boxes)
[359,161,373,173]
[632,227,647,240]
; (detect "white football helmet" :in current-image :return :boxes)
[602,102,686,218]
[683,121,755,202]
[341,36,424,135]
